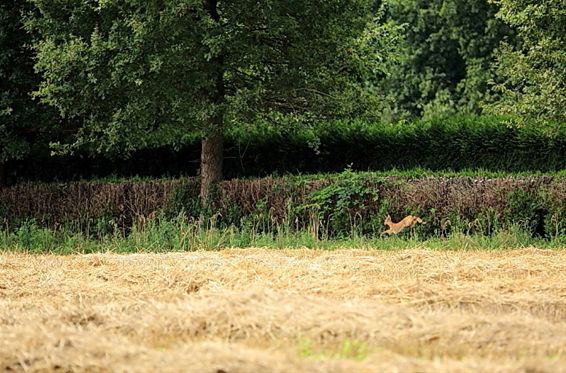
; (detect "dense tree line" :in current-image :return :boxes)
[378,0,516,120]
[0,0,564,192]
[1,0,50,185]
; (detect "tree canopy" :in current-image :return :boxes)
[0,0,562,186]
[487,0,566,122]
[29,0,380,145]
[28,0,382,198]
[377,0,516,121]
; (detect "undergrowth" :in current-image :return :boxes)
[1,215,563,254]
[2,171,565,246]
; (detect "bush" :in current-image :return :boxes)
[2,172,564,241]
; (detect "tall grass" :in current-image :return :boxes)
[1,215,563,254]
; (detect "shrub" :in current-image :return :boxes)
[1,172,564,240]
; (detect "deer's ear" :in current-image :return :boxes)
[385,214,391,219]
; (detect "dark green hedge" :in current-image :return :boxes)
[7,115,566,183]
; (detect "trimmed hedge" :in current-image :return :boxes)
[230,115,566,174]
[1,173,564,240]
[7,115,566,183]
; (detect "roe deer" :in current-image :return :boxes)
[382,214,426,235]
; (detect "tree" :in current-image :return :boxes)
[487,0,565,122]
[0,0,56,186]
[29,0,376,202]
[378,0,515,120]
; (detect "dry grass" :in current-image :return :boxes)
[1,248,565,372]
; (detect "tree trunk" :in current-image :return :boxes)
[199,132,224,206]
[199,0,224,207]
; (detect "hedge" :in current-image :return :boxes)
[1,172,564,240]
[6,115,566,183]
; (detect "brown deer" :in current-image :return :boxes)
[382,214,426,236]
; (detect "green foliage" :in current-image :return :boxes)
[540,186,566,241]
[306,170,381,238]
[28,0,378,155]
[377,0,516,120]
[1,0,562,185]
[227,115,566,173]
[298,337,369,361]
[0,0,57,164]
[1,216,563,254]
[505,189,544,236]
[487,0,566,122]
[162,180,201,219]
[3,219,101,254]
[13,220,53,252]
[0,0,564,250]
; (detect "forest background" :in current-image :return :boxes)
[0,0,564,248]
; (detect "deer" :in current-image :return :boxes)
[382,214,426,236]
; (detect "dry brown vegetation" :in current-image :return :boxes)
[1,248,565,372]
[2,176,564,230]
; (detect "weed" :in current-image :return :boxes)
[298,337,369,361]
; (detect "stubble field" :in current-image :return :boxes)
[1,248,565,372]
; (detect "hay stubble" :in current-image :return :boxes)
[1,248,565,372]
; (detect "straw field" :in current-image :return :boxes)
[1,248,565,372]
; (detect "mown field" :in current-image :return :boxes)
[1,248,565,372]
